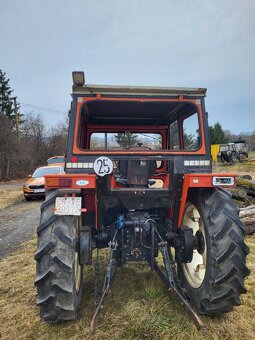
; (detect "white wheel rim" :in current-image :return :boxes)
[182,202,207,288]
[74,218,82,292]
[75,252,81,291]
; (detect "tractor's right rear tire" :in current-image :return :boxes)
[35,190,83,323]
[177,188,250,315]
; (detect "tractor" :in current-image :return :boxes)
[35,72,249,329]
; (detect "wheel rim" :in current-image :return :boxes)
[182,202,207,288]
[74,218,82,292]
[74,252,82,291]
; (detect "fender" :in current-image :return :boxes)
[178,173,237,226]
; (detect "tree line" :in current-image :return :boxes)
[0,70,67,180]
[210,122,255,151]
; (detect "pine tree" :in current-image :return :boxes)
[209,122,228,144]
[114,132,138,149]
[0,70,15,119]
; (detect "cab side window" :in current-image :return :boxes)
[182,113,200,150]
[169,121,180,150]
[169,112,200,151]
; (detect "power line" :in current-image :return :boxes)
[20,102,67,114]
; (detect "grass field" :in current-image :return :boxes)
[0,188,23,209]
[0,235,254,340]
[213,163,255,178]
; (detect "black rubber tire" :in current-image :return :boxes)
[220,156,225,163]
[178,188,250,315]
[35,189,83,323]
[25,196,33,201]
[231,154,237,163]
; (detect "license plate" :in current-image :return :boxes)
[54,197,82,216]
[34,189,45,193]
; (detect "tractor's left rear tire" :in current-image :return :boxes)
[35,190,83,323]
[177,188,250,315]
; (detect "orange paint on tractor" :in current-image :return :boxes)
[177,173,237,226]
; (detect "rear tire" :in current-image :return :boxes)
[35,190,83,323]
[178,188,250,315]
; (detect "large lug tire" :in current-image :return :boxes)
[35,190,83,323]
[177,188,250,315]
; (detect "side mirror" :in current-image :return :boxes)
[28,174,32,178]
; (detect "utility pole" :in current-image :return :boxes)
[12,96,19,138]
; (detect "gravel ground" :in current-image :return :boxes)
[0,181,42,260]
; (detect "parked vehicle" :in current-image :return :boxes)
[23,164,64,201]
[217,142,249,163]
[232,140,248,159]
[217,143,239,163]
[47,156,65,165]
[35,72,249,329]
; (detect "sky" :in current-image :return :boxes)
[0,0,254,134]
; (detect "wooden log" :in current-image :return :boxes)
[240,205,255,211]
[240,217,255,225]
[230,188,247,200]
[245,224,255,235]
[236,178,255,191]
[238,186,255,197]
[239,209,255,218]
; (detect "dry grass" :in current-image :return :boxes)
[1,169,255,339]
[248,151,255,160]
[213,163,255,179]
[0,188,24,210]
[0,236,255,340]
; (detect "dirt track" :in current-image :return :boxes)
[0,181,42,260]
[0,179,25,190]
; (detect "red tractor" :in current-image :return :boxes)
[35,72,249,329]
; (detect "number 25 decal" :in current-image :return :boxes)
[93,157,113,177]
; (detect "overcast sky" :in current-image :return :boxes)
[1,0,254,133]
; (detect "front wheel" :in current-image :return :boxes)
[231,154,237,163]
[25,196,33,201]
[177,188,250,315]
[35,190,83,323]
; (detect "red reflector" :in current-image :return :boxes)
[59,178,72,187]
[71,156,78,163]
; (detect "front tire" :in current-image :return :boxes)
[231,154,237,163]
[178,188,250,315]
[25,196,33,201]
[35,190,83,323]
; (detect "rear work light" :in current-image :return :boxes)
[72,71,85,86]
[212,176,235,186]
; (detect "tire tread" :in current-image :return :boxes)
[35,189,83,323]
[179,188,250,316]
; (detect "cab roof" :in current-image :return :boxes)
[72,84,207,97]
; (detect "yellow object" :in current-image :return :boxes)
[211,144,220,162]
